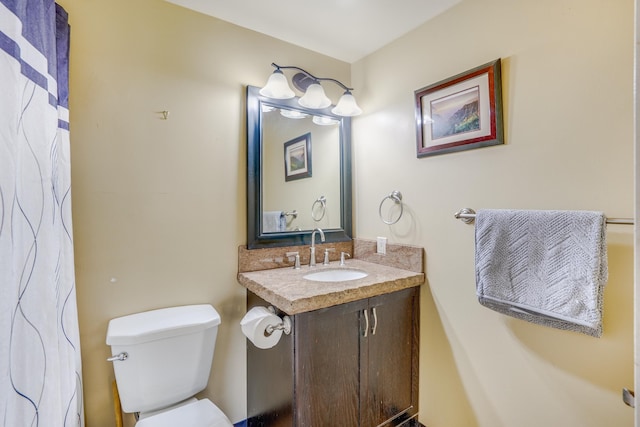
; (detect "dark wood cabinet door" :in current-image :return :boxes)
[361,288,419,427]
[293,298,368,427]
[247,287,420,427]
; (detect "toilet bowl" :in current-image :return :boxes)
[106,304,232,427]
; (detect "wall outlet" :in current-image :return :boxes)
[376,237,387,255]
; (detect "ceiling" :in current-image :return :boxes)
[165,0,461,63]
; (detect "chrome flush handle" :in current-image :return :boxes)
[107,352,128,362]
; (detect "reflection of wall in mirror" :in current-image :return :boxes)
[263,110,341,232]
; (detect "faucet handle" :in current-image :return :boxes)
[286,251,301,269]
[340,252,351,266]
[323,248,335,265]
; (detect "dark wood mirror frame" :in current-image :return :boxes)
[246,85,352,249]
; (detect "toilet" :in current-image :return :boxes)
[106,304,233,427]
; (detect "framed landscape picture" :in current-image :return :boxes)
[415,59,504,157]
[284,132,312,181]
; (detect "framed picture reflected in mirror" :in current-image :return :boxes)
[284,132,312,181]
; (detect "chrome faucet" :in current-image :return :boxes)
[309,228,325,267]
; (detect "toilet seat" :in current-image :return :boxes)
[135,399,233,427]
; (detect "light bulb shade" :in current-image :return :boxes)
[259,70,295,99]
[298,83,331,109]
[312,115,339,126]
[331,92,362,116]
[280,109,308,119]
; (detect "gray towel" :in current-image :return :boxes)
[475,209,608,337]
[263,211,286,233]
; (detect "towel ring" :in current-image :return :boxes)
[311,196,326,222]
[379,191,403,225]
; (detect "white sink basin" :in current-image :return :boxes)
[303,268,368,282]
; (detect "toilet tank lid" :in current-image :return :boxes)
[106,304,221,346]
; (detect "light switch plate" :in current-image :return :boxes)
[376,236,387,255]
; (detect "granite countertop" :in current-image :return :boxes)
[237,259,425,315]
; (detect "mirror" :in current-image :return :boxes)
[246,85,352,249]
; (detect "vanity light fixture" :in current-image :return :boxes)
[312,116,339,126]
[260,63,362,117]
[280,109,308,119]
[259,67,295,99]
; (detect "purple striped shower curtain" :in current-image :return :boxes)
[0,1,84,426]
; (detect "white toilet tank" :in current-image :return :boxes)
[106,304,221,414]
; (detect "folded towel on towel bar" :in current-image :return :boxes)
[263,211,286,233]
[475,209,608,337]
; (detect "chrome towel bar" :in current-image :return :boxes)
[454,208,633,225]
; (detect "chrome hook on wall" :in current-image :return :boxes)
[379,191,404,225]
[623,388,635,408]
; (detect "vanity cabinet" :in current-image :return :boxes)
[247,286,420,427]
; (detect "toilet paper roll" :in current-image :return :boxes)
[240,306,283,349]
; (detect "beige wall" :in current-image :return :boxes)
[57,0,349,425]
[352,0,635,426]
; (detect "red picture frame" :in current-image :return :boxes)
[415,59,504,157]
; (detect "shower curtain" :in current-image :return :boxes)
[0,1,84,426]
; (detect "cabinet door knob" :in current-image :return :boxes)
[371,307,378,335]
[362,309,369,338]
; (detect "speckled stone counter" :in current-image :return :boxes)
[237,258,424,315]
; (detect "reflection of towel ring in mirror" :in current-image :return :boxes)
[379,191,403,225]
[311,196,326,222]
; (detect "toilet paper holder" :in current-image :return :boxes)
[266,306,292,336]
